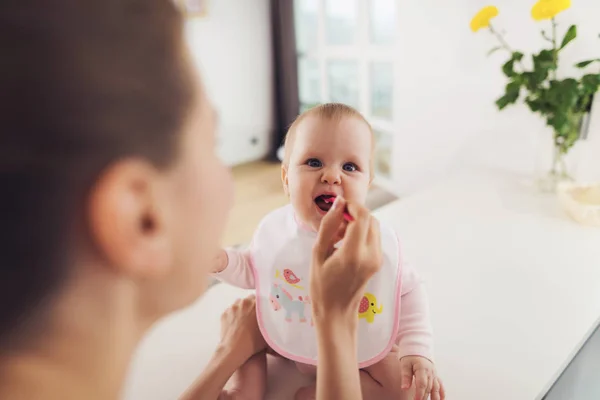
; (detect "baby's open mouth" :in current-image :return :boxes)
[314,195,336,212]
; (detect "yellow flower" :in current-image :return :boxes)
[531,0,571,21]
[470,6,499,32]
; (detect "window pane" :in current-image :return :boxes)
[370,0,396,44]
[298,58,321,111]
[370,62,393,119]
[327,60,360,109]
[325,0,357,45]
[294,0,319,54]
[374,130,393,178]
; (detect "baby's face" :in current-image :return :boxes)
[283,115,372,231]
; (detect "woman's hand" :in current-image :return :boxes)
[218,295,266,362]
[180,296,266,400]
[310,196,383,323]
[309,196,383,400]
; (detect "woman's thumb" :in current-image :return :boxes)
[313,196,346,263]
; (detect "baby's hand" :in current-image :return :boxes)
[400,355,445,400]
[212,249,228,273]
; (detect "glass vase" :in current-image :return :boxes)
[536,142,574,193]
[535,111,590,193]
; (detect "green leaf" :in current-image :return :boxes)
[495,95,512,110]
[575,94,595,113]
[501,52,524,77]
[525,98,542,112]
[533,49,557,71]
[549,112,570,135]
[506,80,521,95]
[564,131,580,150]
[502,60,516,77]
[545,79,579,112]
[582,74,600,95]
[487,46,502,57]
[523,70,549,91]
[512,52,524,62]
[560,25,577,50]
[576,59,600,68]
[496,86,520,110]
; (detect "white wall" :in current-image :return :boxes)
[392,0,600,194]
[185,0,274,166]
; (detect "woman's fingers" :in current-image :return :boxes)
[241,294,256,310]
[313,196,346,264]
[339,201,370,262]
[431,377,442,400]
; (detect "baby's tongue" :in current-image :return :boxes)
[322,195,336,204]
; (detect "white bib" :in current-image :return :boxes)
[252,205,403,368]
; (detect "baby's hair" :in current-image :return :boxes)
[283,103,373,166]
[282,103,375,174]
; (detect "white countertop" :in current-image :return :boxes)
[375,166,600,400]
[124,166,600,400]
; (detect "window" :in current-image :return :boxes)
[295,0,321,111]
[294,0,397,184]
[298,58,321,111]
[325,0,358,46]
[294,0,318,54]
[369,0,396,44]
[370,62,394,119]
[328,60,360,109]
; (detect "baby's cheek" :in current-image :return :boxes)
[347,183,370,205]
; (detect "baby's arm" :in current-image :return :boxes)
[395,264,434,361]
[211,247,256,289]
[361,263,442,400]
[395,264,446,399]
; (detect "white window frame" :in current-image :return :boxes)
[296,0,399,192]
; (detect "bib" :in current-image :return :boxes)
[252,205,402,368]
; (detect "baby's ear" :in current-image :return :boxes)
[281,165,290,196]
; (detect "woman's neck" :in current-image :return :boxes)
[0,273,152,400]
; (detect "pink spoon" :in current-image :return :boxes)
[322,195,354,222]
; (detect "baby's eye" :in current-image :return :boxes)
[343,162,358,172]
[306,158,322,168]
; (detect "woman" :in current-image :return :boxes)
[0,1,382,399]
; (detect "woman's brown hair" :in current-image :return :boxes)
[0,0,194,348]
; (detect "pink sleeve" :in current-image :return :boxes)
[395,263,434,362]
[211,247,255,289]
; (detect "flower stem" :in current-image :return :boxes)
[551,18,558,80]
[489,23,525,71]
[488,23,513,53]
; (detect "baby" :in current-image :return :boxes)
[212,103,437,400]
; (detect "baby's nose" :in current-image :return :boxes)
[321,168,341,185]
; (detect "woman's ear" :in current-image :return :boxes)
[281,164,290,197]
[87,159,173,280]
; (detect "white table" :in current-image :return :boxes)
[124,167,600,400]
